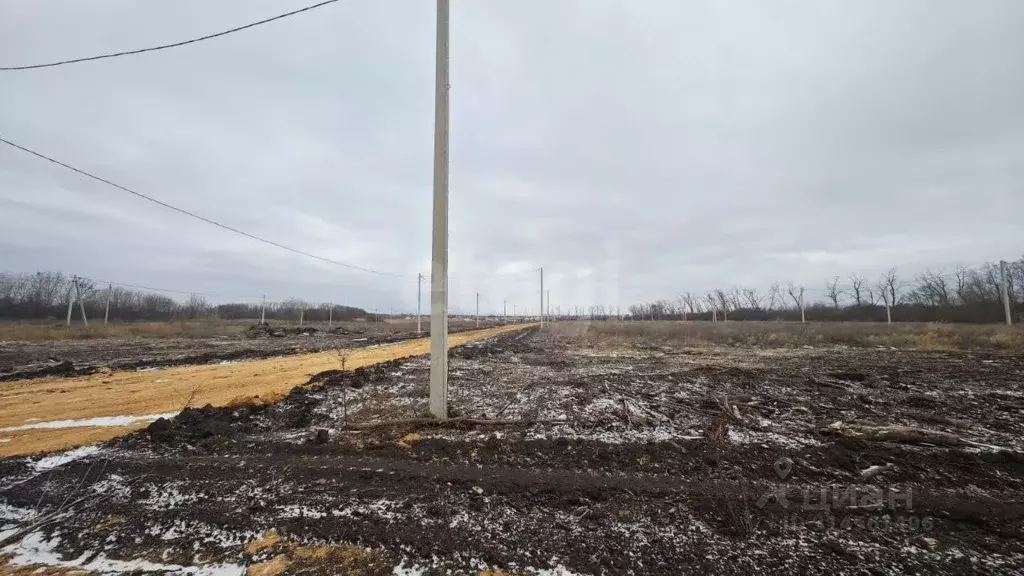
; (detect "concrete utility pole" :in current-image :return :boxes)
[329,304,333,327]
[476,293,480,328]
[75,277,88,325]
[66,277,75,326]
[299,308,304,326]
[800,287,806,324]
[1001,260,1013,325]
[104,283,112,325]
[428,0,451,420]
[260,295,266,325]
[539,267,544,328]
[417,273,423,334]
[503,299,507,323]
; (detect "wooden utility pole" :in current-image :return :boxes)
[428,0,451,419]
[1001,260,1013,325]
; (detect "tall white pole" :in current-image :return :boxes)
[503,299,507,323]
[1001,260,1013,325]
[329,304,333,327]
[104,283,112,325]
[417,273,423,334]
[260,295,266,325]
[429,0,450,420]
[539,267,544,328]
[66,278,75,326]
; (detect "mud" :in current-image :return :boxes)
[1,325,1022,574]
[0,321,501,382]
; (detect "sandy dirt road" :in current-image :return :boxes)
[0,324,531,456]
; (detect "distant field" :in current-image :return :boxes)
[0,317,498,342]
[586,319,1024,350]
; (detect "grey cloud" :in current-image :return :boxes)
[2,0,1023,315]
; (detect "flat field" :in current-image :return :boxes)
[1,321,1023,575]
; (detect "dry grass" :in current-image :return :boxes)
[0,319,251,341]
[0,317,496,342]
[585,320,1024,351]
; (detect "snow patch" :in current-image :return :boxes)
[1,412,178,432]
[4,531,243,575]
[32,445,102,471]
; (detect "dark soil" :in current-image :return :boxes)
[0,321,501,382]
[1,326,1023,574]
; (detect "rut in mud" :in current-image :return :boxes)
[1,325,1023,575]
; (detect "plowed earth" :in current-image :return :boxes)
[1,324,1023,575]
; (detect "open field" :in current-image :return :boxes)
[1,321,1023,574]
[0,324,528,457]
[0,319,504,381]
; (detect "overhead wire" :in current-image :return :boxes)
[0,0,340,71]
[0,136,408,277]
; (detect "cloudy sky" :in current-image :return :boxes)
[1,0,1022,314]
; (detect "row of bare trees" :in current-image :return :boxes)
[0,271,370,323]
[625,258,1024,324]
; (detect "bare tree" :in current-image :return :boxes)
[786,283,805,323]
[881,268,902,306]
[848,274,865,306]
[742,287,762,310]
[824,276,843,310]
[766,282,784,312]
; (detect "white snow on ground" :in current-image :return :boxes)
[1,412,178,432]
[32,445,101,471]
[0,502,35,522]
[0,438,10,443]
[2,531,244,575]
[140,482,202,510]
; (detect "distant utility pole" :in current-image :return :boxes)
[260,295,266,325]
[513,303,516,322]
[428,0,451,420]
[799,287,806,324]
[1001,260,1013,325]
[417,273,423,334]
[299,308,304,326]
[503,299,507,323]
[66,277,76,326]
[74,277,88,325]
[104,283,112,325]
[475,293,480,328]
[539,267,544,328]
[329,304,333,327]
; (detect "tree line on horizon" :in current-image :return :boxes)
[623,257,1024,324]
[0,271,370,323]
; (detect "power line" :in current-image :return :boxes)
[1,136,407,277]
[1,0,339,71]
[78,275,260,301]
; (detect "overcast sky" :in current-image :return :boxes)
[1,0,1022,314]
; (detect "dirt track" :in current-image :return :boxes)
[0,324,530,456]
